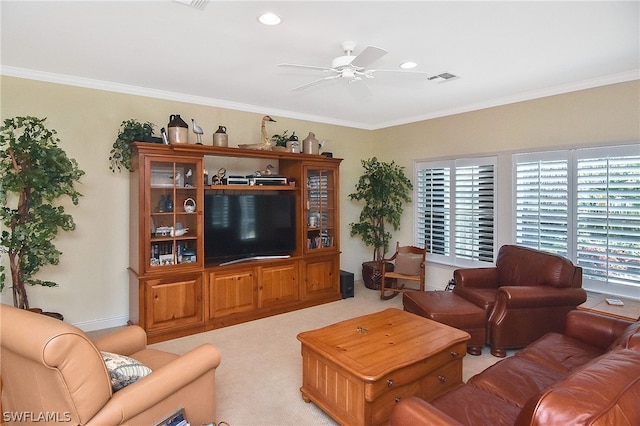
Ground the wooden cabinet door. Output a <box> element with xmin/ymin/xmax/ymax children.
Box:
<box><xmin>258</xmin><ymin>262</ymin><xmax>299</xmax><ymax>308</ymax></box>
<box><xmin>208</xmin><ymin>269</ymin><xmax>256</xmax><ymax>318</ymax></box>
<box><xmin>304</xmin><ymin>256</ymin><xmax>338</xmax><ymax>299</ymax></box>
<box><xmin>144</xmin><ymin>273</ymin><xmax>203</xmax><ymax>331</ymax></box>
<box><xmin>303</xmin><ymin>165</ymin><xmax>339</xmax><ymax>254</ymax></box>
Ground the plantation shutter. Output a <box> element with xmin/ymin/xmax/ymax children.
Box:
<box><xmin>454</xmin><ymin>162</ymin><xmax>495</xmax><ymax>262</ymax></box>
<box><xmin>515</xmin><ymin>155</ymin><xmax>569</xmax><ymax>257</ymax></box>
<box><xmin>416</xmin><ymin>166</ymin><xmax>450</xmax><ymax>255</ymax></box>
<box><xmin>576</xmin><ymin>149</ymin><xmax>640</xmax><ymax>288</ymax></box>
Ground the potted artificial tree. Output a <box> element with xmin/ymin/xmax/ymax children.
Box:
<box><xmin>349</xmin><ymin>157</ymin><xmax>413</xmax><ymax>289</ymax></box>
<box><xmin>0</xmin><ymin>116</ymin><xmax>85</xmax><ymax>313</ymax></box>
<box><xmin>109</xmin><ymin>119</ymin><xmax>155</xmax><ymax>172</ymax></box>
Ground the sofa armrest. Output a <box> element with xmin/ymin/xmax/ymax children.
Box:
<box><xmin>564</xmin><ymin>310</ymin><xmax>634</xmax><ymax>350</ymax></box>
<box><xmin>88</xmin><ymin>344</ymin><xmax>221</xmax><ymax>425</ymax></box>
<box><xmin>389</xmin><ymin>397</ymin><xmax>464</xmax><ymax>426</ymax></box>
<box><xmin>92</xmin><ymin>325</ymin><xmax>147</xmax><ymax>356</ymax></box>
<box><xmin>495</xmin><ymin>286</ymin><xmax>587</xmax><ymax>309</ymax></box>
<box><xmin>454</xmin><ymin>267</ymin><xmax>499</xmax><ymax>289</ymax></box>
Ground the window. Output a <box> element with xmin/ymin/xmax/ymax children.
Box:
<box><xmin>515</xmin><ymin>152</ymin><xmax>570</xmax><ymax>256</ymax></box>
<box><xmin>416</xmin><ymin>157</ymin><xmax>496</xmax><ymax>266</ymax></box>
<box><xmin>515</xmin><ymin>145</ymin><xmax>640</xmax><ymax>298</ymax></box>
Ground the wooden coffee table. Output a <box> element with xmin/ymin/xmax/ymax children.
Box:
<box><xmin>297</xmin><ymin>308</ymin><xmax>470</xmax><ymax>426</ymax></box>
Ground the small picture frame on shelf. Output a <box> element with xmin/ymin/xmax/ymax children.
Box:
<box><xmin>150</xmin><ymin>167</ymin><xmax>175</xmax><ymax>187</ymax></box>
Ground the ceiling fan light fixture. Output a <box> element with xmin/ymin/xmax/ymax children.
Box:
<box><xmin>400</xmin><ymin>61</ymin><xmax>417</xmax><ymax>69</ymax></box>
<box><xmin>258</xmin><ymin>12</ymin><xmax>282</xmax><ymax>26</ymax></box>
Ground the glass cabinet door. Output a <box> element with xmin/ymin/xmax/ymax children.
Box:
<box><xmin>147</xmin><ymin>158</ymin><xmax>201</xmax><ymax>271</ymax></box>
<box><xmin>305</xmin><ymin>167</ymin><xmax>336</xmax><ymax>252</ymax></box>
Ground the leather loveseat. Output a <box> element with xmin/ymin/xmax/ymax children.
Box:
<box><xmin>389</xmin><ymin>310</ymin><xmax>640</xmax><ymax>425</ymax></box>
<box><xmin>454</xmin><ymin>244</ymin><xmax>587</xmax><ymax>356</ymax></box>
<box><xmin>0</xmin><ymin>304</ymin><xmax>221</xmax><ymax>425</ymax></box>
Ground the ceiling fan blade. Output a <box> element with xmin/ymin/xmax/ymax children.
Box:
<box><xmin>371</xmin><ymin>69</ymin><xmax>431</xmax><ymax>76</ymax></box>
<box><xmin>278</xmin><ymin>63</ymin><xmax>334</xmax><ymax>72</ymax></box>
<box><xmin>291</xmin><ymin>75</ymin><xmax>340</xmax><ymax>91</ymax></box>
<box><xmin>350</xmin><ymin>46</ymin><xmax>387</xmax><ymax>68</ymax></box>
<box><xmin>348</xmin><ymin>80</ymin><xmax>374</xmax><ymax>101</ymax></box>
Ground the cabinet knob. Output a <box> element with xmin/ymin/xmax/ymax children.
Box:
<box><xmin>387</xmin><ymin>379</ymin><xmax>394</xmax><ymax>387</ymax></box>
<box><xmin>438</xmin><ymin>375</ymin><xmax>446</xmax><ymax>383</ymax></box>
<box><xmin>395</xmin><ymin>397</ymin><xmax>401</xmax><ymax>403</ymax></box>
<box><xmin>450</xmin><ymin>351</ymin><xmax>459</xmax><ymax>358</ymax></box>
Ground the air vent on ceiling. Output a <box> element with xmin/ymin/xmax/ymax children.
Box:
<box><xmin>428</xmin><ymin>73</ymin><xmax>459</xmax><ymax>82</ymax></box>
<box><xmin>174</xmin><ymin>0</ymin><xmax>207</xmax><ymax>10</ymax></box>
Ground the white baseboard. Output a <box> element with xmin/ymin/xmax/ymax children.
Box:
<box><xmin>73</xmin><ymin>315</ymin><xmax>130</xmax><ymax>332</ymax></box>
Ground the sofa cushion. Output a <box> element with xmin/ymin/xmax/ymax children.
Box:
<box><xmin>468</xmin><ymin>356</ymin><xmax>568</xmax><ymax>408</ymax></box>
<box><xmin>516</xmin><ymin>348</ymin><xmax>640</xmax><ymax>426</ymax></box>
<box><xmin>101</xmin><ymin>351</ymin><xmax>151</xmax><ymax>391</ymax></box>
<box><xmin>496</xmin><ymin>245</ymin><xmax>577</xmax><ymax>288</ymax></box>
<box><xmin>516</xmin><ymin>332</ymin><xmax>605</xmax><ymax>373</ymax></box>
<box><xmin>430</xmin><ymin>383</ymin><xmax>520</xmax><ymax>426</ymax></box>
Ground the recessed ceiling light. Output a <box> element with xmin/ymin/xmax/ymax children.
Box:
<box><xmin>258</xmin><ymin>12</ymin><xmax>282</xmax><ymax>26</ymax></box>
<box><xmin>400</xmin><ymin>62</ymin><xmax>417</xmax><ymax>70</ymax></box>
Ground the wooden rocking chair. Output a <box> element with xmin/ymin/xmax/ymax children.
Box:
<box><xmin>380</xmin><ymin>242</ymin><xmax>426</xmax><ymax>300</ymax></box>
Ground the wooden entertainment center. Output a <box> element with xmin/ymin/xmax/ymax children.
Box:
<box><xmin>128</xmin><ymin>143</ymin><xmax>342</xmax><ymax>343</ymax></box>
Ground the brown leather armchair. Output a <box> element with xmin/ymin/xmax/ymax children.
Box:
<box><xmin>453</xmin><ymin>245</ymin><xmax>587</xmax><ymax>357</ymax></box>
<box><xmin>1</xmin><ymin>304</ymin><xmax>221</xmax><ymax>425</ymax></box>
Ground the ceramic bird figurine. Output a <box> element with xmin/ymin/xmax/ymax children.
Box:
<box><xmin>192</xmin><ymin>119</ymin><xmax>204</xmax><ymax>144</ymax></box>
<box><xmin>239</xmin><ymin>115</ymin><xmax>277</xmax><ymax>150</ymax></box>
<box><xmin>261</xmin><ymin>115</ymin><xmax>276</xmax><ymax>148</ymax></box>
<box><xmin>256</xmin><ymin>164</ymin><xmax>274</xmax><ymax>176</ymax></box>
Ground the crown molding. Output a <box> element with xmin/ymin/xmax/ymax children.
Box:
<box><xmin>2</xmin><ymin>66</ymin><xmax>638</xmax><ymax>131</ymax></box>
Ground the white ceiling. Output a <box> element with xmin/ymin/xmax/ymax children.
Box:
<box><xmin>1</xmin><ymin>1</ymin><xmax>638</xmax><ymax>130</ymax></box>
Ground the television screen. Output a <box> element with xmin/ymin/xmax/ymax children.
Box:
<box><xmin>204</xmin><ymin>191</ymin><xmax>296</xmax><ymax>264</ymax></box>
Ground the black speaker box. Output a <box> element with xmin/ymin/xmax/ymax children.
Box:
<box><xmin>340</xmin><ymin>270</ymin><xmax>354</xmax><ymax>299</ymax></box>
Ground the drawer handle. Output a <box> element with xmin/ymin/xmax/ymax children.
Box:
<box><xmin>438</xmin><ymin>375</ymin><xmax>446</xmax><ymax>383</ymax></box>
<box><xmin>450</xmin><ymin>351</ymin><xmax>459</xmax><ymax>358</ymax></box>
<box><xmin>387</xmin><ymin>379</ymin><xmax>394</xmax><ymax>387</ymax></box>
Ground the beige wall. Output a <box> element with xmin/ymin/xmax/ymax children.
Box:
<box><xmin>1</xmin><ymin>76</ymin><xmax>638</xmax><ymax>328</ymax></box>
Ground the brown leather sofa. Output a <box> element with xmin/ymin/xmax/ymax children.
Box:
<box><xmin>454</xmin><ymin>244</ymin><xmax>587</xmax><ymax>356</ymax></box>
<box><xmin>0</xmin><ymin>304</ymin><xmax>221</xmax><ymax>425</ymax></box>
<box><xmin>390</xmin><ymin>310</ymin><xmax>640</xmax><ymax>425</ymax></box>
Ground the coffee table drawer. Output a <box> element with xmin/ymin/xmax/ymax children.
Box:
<box><xmin>421</xmin><ymin>358</ymin><xmax>462</xmax><ymax>401</ymax></box>
<box><xmin>370</xmin><ymin>381</ymin><xmax>420</xmax><ymax>426</ymax></box>
<box><xmin>364</xmin><ymin>341</ymin><xmax>466</xmax><ymax>401</ymax></box>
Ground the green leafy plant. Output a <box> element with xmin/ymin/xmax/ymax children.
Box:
<box><xmin>349</xmin><ymin>157</ymin><xmax>413</xmax><ymax>263</ymax></box>
<box><xmin>109</xmin><ymin>119</ymin><xmax>154</xmax><ymax>172</ymax></box>
<box><xmin>0</xmin><ymin>116</ymin><xmax>85</xmax><ymax>309</ymax></box>
<box><xmin>271</xmin><ymin>130</ymin><xmax>291</xmax><ymax>147</ymax></box>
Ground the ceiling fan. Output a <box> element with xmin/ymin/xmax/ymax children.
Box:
<box><xmin>279</xmin><ymin>41</ymin><xmax>441</xmax><ymax>91</ymax></box>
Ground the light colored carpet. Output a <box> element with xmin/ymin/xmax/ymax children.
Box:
<box><xmin>150</xmin><ymin>282</ymin><xmax>507</xmax><ymax>426</ymax></box>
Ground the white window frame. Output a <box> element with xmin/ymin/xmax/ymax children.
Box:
<box><xmin>415</xmin><ymin>156</ymin><xmax>497</xmax><ymax>268</ymax></box>
<box><xmin>513</xmin><ymin>144</ymin><xmax>640</xmax><ymax>299</ymax></box>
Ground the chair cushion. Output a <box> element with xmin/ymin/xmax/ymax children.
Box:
<box><xmin>101</xmin><ymin>351</ymin><xmax>151</xmax><ymax>391</ymax></box>
<box><xmin>394</xmin><ymin>253</ymin><xmax>422</xmax><ymax>276</ymax></box>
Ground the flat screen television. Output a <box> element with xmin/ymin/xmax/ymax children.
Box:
<box><xmin>204</xmin><ymin>191</ymin><xmax>296</xmax><ymax>265</ymax></box>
